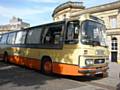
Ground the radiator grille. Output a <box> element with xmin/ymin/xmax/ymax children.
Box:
<box><xmin>94</xmin><ymin>59</ymin><xmax>105</xmax><ymax>64</ymax></box>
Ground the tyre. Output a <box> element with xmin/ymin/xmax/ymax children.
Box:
<box><xmin>41</xmin><ymin>58</ymin><xmax>52</xmax><ymax>75</ymax></box>
<box><xmin>3</xmin><ymin>53</ymin><xmax>9</xmax><ymax>63</ymax></box>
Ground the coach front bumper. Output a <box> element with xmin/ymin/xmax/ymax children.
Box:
<box><xmin>78</xmin><ymin>66</ymin><xmax>109</xmax><ymax>76</ymax></box>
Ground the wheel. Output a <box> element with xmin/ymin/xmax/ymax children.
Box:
<box><xmin>41</xmin><ymin>58</ymin><xmax>52</xmax><ymax>75</ymax></box>
<box><xmin>3</xmin><ymin>53</ymin><xmax>9</xmax><ymax>63</ymax></box>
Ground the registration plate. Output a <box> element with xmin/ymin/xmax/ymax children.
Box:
<box><xmin>96</xmin><ymin>69</ymin><xmax>102</xmax><ymax>74</ymax></box>
<box><xmin>96</xmin><ymin>71</ymin><xmax>102</xmax><ymax>74</ymax></box>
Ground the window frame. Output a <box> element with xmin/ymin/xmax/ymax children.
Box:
<box><xmin>109</xmin><ymin>15</ymin><xmax>117</xmax><ymax>29</ymax></box>
<box><xmin>111</xmin><ymin>37</ymin><xmax>117</xmax><ymax>50</ymax></box>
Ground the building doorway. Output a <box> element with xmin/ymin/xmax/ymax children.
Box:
<box><xmin>111</xmin><ymin>52</ymin><xmax>117</xmax><ymax>62</ymax></box>
<box><xmin>111</xmin><ymin>37</ymin><xmax>118</xmax><ymax>62</ymax></box>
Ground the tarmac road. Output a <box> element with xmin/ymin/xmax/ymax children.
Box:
<box><xmin>0</xmin><ymin>61</ymin><xmax>119</xmax><ymax>90</ymax></box>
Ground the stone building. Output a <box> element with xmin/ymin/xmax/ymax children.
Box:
<box><xmin>0</xmin><ymin>16</ymin><xmax>30</xmax><ymax>34</ymax></box>
<box><xmin>52</xmin><ymin>1</ymin><xmax>85</xmax><ymax>21</ymax></box>
<box><xmin>52</xmin><ymin>1</ymin><xmax>120</xmax><ymax>63</ymax></box>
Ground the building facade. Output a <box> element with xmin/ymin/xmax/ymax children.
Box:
<box><xmin>0</xmin><ymin>16</ymin><xmax>30</xmax><ymax>34</ymax></box>
<box><xmin>52</xmin><ymin>1</ymin><xmax>85</xmax><ymax>21</ymax></box>
<box><xmin>52</xmin><ymin>1</ymin><xmax>120</xmax><ymax>63</ymax></box>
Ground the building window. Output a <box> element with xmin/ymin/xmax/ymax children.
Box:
<box><xmin>109</xmin><ymin>15</ymin><xmax>117</xmax><ymax>28</ymax></box>
<box><xmin>111</xmin><ymin>37</ymin><xmax>117</xmax><ymax>50</ymax></box>
<box><xmin>63</xmin><ymin>14</ymin><xmax>66</xmax><ymax>20</ymax></box>
<box><xmin>56</xmin><ymin>17</ymin><xmax>59</xmax><ymax>20</ymax></box>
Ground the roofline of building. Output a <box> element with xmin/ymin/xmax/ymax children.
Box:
<box><xmin>52</xmin><ymin>1</ymin><xmax>85</xmax><ymax>17</ymax></box>
<box><xmin>87</xmin><ymin>1</ymin><xmax>120</xmax><ymax>10</ymax></box>
<box><xmin>71</xmin><ymin>1</ymin><xmax>120</xmax><ymax>17</ymax></box>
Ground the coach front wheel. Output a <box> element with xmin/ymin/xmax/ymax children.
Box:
<box><xmin>3</xmin><ymin>53</ymin><xmax>9</xmax><ymax>63</ymax></box>
<box><xmin>41</xmin><ymin>58</ymin><xmax>53</xmax><ymax>75</ymax></box>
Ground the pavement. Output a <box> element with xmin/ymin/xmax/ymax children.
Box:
<box><xmin>67</xmin><ymin>62</ymin><xmax>120</xmax><ymax>90</ymax></box>
<box><xmin>89</xmin><ymin>62</ymin><xmax>120</xmax><ymax>90</ymax></box>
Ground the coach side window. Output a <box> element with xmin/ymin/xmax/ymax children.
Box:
<box><xmin>0</xmin><ymin>34</ymin><xmax>8</xmax><ymax>44</ymax></box>
<box><xmin>0</xmin><ymin>35</ymin><xmax>1</xmax><ymax>42</ymax></box>
<box><xmin>7</xmin><ymin>32</ymin><xmax>16</xmax><ymax>44</ymax></box>
<box><xmin>65</xmin><ymin>21</ymin><xmax>79</xmax><ymax>44</ymax></box>
<box><xmin>26</xmin><ymin>28</ymin><xmax>43</xmax><ymax>44</ymax></box>
<box><xmin>44</xmin><ymin>25</ymin><xmax>62</xmax><ymax>45</ymax></box>
<box><xmin>15</xmin><ymin>31</ymin><xmax>27</xmax><ymax>44</ymax></box>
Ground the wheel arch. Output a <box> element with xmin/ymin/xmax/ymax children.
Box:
<box><xmin>40</xmin><ymin>55</ymin><xmax>53</xmax><ymax>75</ymax></box>
<box><xmin>41</xmin><ymin>55</ymin><xmax>53</xmax><ymax>62</ymax></box>
<box><xmin>4</xmin><ymin>51</ymin><xmax>8</xmax><ymax>56</ymax></box>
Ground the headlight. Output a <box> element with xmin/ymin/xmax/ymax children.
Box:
<box><xmin>85</xmin><ymin>59</ymin><xmax>94</xmax><ymax>65</ymax></box>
